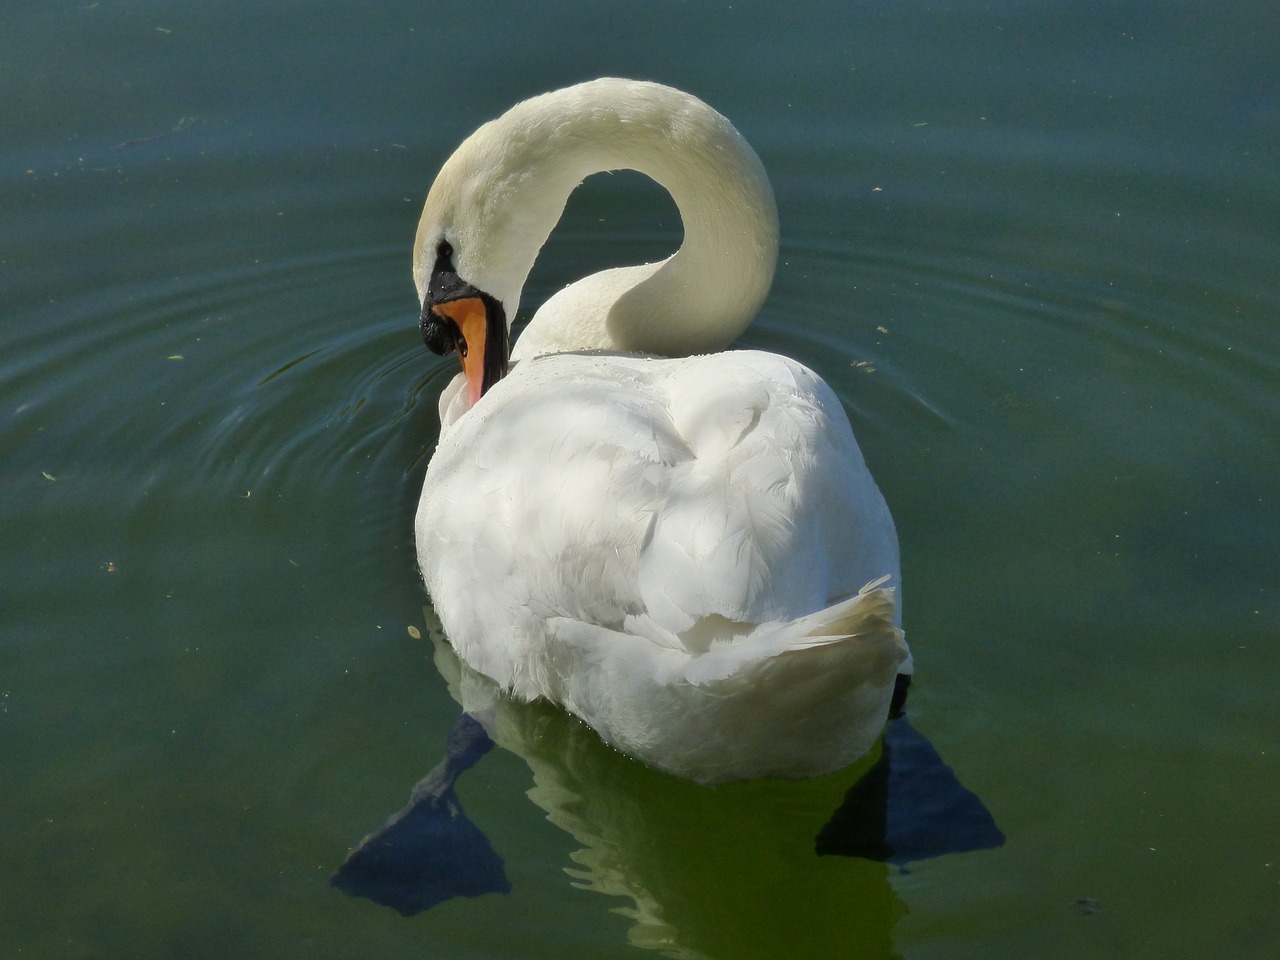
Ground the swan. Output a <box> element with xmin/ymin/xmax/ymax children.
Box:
<box><xmin>413</xmin><ymin>78</ymin><xmax>909</xmax><ymax>784</ymax></box>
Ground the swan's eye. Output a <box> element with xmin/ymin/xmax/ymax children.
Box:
<box><xmin>436</xmin><ymin>239</ymin><xmax>453</xmax><ymax>263</ymax></box>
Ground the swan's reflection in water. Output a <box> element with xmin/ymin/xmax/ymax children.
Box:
<box><xmin>334</xmin><ymin>627</ymin><xmax>1001</xmax><ymax>958</ymax></box>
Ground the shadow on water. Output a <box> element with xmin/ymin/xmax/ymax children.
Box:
<box><xmin>332</xmin><ymin>627</ymin><xmax>1003</xmax><ymax>956</ymax></box>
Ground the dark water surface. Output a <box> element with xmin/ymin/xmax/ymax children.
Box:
<box><xmin>3</xmin><ymin>2</ymin><xmax>1278</xmax><ymax>957</ymax></box>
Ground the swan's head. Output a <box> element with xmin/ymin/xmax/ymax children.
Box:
<box><xmin>414</xmin><ymin>104</ymin><xmax>574</xmax><ymax>409</ymax></box>
<box><xmin>414</xmin><ymin>148</ymin><xmax>515</xmax><ymax>411</ymax></box>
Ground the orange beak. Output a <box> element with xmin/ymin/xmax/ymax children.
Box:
<box><xmin>430</xmin><ymin>296</ymin><xmax>491</xmax><ymax>408</ymax></box>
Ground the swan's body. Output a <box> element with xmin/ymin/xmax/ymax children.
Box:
<box><xmin>414</xmin><ymin>79</ymin><xmax>908</xmax><ymax>783</ymax></box>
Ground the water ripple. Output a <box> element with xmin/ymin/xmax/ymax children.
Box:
<box><xmin>2</xmin><ymin>245</ymin><xmax>451</xmax><ymax>513</ymax></box>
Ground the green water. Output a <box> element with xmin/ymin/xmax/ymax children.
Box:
<box><xmin>3</xmin><ymin>1</ymin><xmax>1278</xmax><ymax>957</ymax></box>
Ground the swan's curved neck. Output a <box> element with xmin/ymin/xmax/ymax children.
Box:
<box><xmin>425</xmin><ymin>80</ymin><xmax>779</xmax><ymax>359</ymax></box>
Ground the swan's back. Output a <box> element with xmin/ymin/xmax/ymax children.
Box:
<box><xmin>417</xmin><ymin>349</ymin><xmax>903</xmax><ymax>780</ymax></box>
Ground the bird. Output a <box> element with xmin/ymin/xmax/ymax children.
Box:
<box><xmin>413</xmin><ymin>78</ymin><xmax>909</xmax><ymax>784</ymax></box>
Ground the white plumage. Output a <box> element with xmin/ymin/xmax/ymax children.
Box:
<box><xmin>414</xmin><ymin>79</ymin><xmax>909</xmax><ymax>783</ymax></box>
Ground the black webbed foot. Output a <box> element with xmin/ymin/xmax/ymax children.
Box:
<box><xmin>331</xmin><ymin>713</ymin><xmax>510</xmax><ymax>915</ymax></box>
<box><xmin>816</xmin><ymin>675</ymin><xmax>1005</xmax><ymax>866</ymax></box>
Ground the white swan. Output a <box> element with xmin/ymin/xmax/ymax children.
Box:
<box><xmin>414</xmin><ymin>78</ymin><xmax>909</xmax><ymax>784</ymax></box>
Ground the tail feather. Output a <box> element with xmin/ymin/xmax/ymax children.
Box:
<box><xmin>546</xmin><ymin>576</ymin><xmax>909</xmax><ymax>781</ymax></box>
<box><xmin>789</xmin><ymin>575</ymin><xmax>898</xmax><ymax>648</ymax></box>
<box><xmin>682</xmin><ymin>577</ymin><xmax>903</xmax><ymax>686</ymax></box>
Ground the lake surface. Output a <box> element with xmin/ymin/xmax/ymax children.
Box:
<box><xmin>3</xmin><ymin>1</ymin><xmax>1278</xmax><ymax>957</ymax></box>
